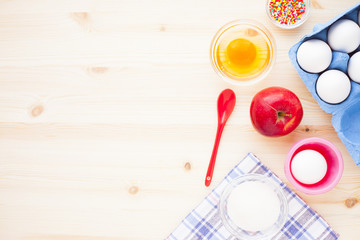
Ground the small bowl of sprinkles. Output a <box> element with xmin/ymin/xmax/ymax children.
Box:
<box><xmin>266</xmin><ymin>0</ymin><xmax>310</xmax><ymax>29</ymax></box>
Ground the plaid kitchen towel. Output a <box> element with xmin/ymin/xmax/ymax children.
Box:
<box><xmin>167</xmin><ymin>153</ymin><xmax>339</xmax><ymax>240</ymax></box>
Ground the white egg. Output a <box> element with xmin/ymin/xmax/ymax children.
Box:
<box><xmin>348</xmin><ymin>51</ymin><xmax>360</xmax><ymax>83</ymax></box>
<box><xmin>316</xmin><ymin>69</ymin><xmax>351</xmax><ymax>104</ymax></box>
<box><xmin>291</xmin><ymin>150</ymin><xmax>327</xmax><ymax>185</ymax></box>
<box><xmin>327</xmin><ymin>19</ymin><xmax>360</xmax><ymax>53</ymax></box>
<box><xmin>296</xmin><ymin>39</ymin><xmax>332</xmax><ymax>73</ymax></box>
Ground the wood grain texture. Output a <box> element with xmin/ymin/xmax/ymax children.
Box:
<box><xmin>0</xmin><ymin>0</ymin><xmax>359</xmax><ymax>239</ymax></box>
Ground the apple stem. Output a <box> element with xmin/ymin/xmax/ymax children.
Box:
<box><xmin>277</xmin><ymin>111</ymin><xmax>292</xmax><ymax>118</ymax></box>
<box><xmin>266</xmin><ymin>104</ymin><xmax>292</xmax><ymax>120</ymax></box>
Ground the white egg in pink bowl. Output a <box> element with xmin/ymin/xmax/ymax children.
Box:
<box><xmin>284</xmin><ymin>137</ymin><xmax>343</xmax><ymax>195</ymax></box>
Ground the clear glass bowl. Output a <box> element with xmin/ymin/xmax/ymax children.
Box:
<box><xmin>266</xmin><ymin>0</ymin><xmax>311</xmax><ymax>29</ymax></box>
<box><xmin>210</xmin><ymin>20</ymin><xmax>276</xmax><ymax>86</ymax></box>
<box><xmin>219</xmin><ymin>174</ymin><xmax>288</xmax><ymax>239</ymax></box>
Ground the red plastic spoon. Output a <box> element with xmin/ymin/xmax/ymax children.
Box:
<box><xmin>205</xmin><ymin>89</ymin><xmax>236</xmax><ymax>187</ymax></box>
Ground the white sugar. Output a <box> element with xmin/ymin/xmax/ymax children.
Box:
<box><xmin>227</xmin><ymin>181</ymin><xmax>281</xmax><ymax>232</ymax></box>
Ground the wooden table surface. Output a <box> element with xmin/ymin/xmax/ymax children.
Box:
<box><xmin>1</xmin><ymin>0</ymin><xmax>360</xmax><ymax>239</ymax></box>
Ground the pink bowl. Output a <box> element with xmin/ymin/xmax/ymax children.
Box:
<box><xmin>284</xmin><ymin>137</ymin><xmax>343</xmax><ymax>195</ymax></box>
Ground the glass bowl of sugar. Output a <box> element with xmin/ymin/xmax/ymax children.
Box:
<box><xmin>220</xmin><ymin>174</ymin><xmax>288</xmax><ymax>239</ymax></box>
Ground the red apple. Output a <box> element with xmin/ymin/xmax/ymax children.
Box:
<box><xmin>250</xmin><ymin>87</ymin><xmax>303</xmax><ymax>137</ymax></box>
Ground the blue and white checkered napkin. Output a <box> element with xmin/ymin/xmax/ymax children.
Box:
<box><xmin>167</xmin><ymin>153</ymin><xmax>339</xmax><ymax>240</ymax></box>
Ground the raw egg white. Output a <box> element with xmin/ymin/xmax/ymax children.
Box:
<box><xmin>291</xmin><ymin>150</ymin><xmax>327</xmax><ymax>185</ymax></box>
<box><xmin>296</xmin><ymin>39</ymin><xmax>332</xmax><ymax>73</ymax></box>
<box><xmin>348</xmin><ymin>51</ymin><xmax>360</xmax><ymax>83</ymax></box>
<box><xmin>327</xmin><ymin>19</ymin><xmax>360</xmax><ymax>53</ymax></box>
<box><xmin>316</xmin><ymin>70</ymin><xmax>351</xmax><ymax>104</ymax></box>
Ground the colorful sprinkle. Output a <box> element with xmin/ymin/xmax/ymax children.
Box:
<box><xmin>269</xmin><ymin>0</ymin><xmax>306</xmax><ymax>25</ymax></box>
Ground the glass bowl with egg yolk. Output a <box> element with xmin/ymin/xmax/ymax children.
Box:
<box><xmin>210</xmin><ymin>20</ymin><xmax>276</xmax><ymax>85</ymax></box>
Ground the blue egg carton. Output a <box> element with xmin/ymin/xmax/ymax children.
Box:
<box><xmin>288</xmin><ymin>2</ymin><xmax>360</xmax><ymax>167</ymax></box>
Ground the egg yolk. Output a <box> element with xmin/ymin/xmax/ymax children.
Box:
<box><xmin>226</xmin><ymin>38</ymin><xmax>256</xmax><ymax>66</ymax></box>
<box><xmin>216</xmin><ymin>30</ymin><xmax>271</xmax><ymax>80</ymax></box>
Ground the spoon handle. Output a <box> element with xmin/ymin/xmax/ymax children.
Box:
<box><xmin>205</xmin><ymin>124</ymin><xmax>225</xmax><ymax>187</ymax></box>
